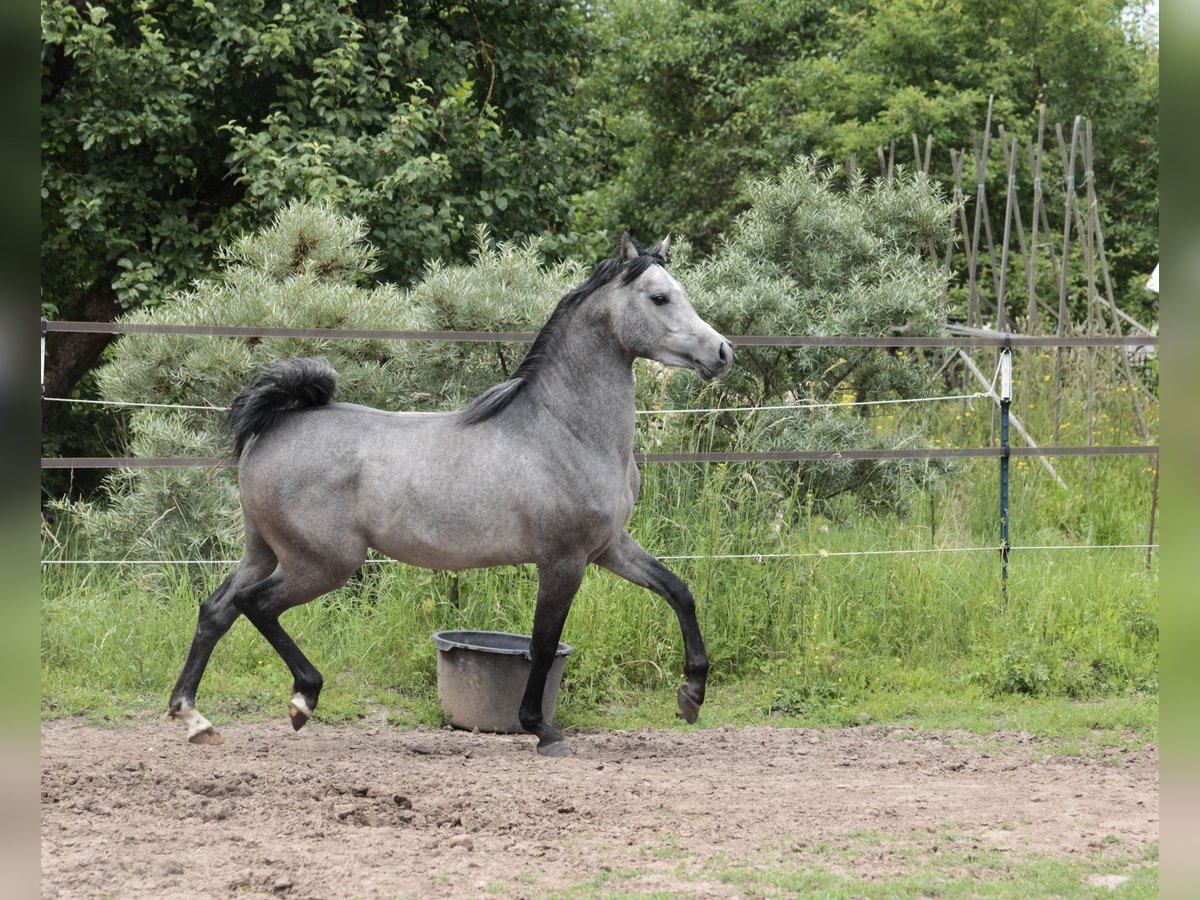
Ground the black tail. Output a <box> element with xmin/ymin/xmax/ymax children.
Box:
<box><xmin>229</xmin><ymin>357</ymin><xmax>339</xmax><ymax>456</ymax></box>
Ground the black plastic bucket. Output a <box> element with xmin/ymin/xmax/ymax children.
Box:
<box><xmin>431</xmin><ymin>630</ymin><xmax>573</xmax><ymax>733</ymax></box>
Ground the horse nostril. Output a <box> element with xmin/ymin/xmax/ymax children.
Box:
<box><xmin>718</xmin><ymin>341</ymin><xmax>731</xmax><ymax>364</ymax></box>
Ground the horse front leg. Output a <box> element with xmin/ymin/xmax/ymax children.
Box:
<box><xmin>595</xmin><ymin>531</ymin><xmax>709</xmax><ymax>724</ymax></box>
<box><xmin>520</xmin><ymin>557</ymin><xmax>586</xmax><ymax>757</ymax></box>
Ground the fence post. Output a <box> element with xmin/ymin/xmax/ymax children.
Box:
<box><xmin>999</xmin><ymin>344</ymin><xmax>1013</xmax><ymax>594</ymax></box>
<box><xmin>41</xmin><ymin>315</ymin><xmax>48</xmax><ymax>399</ymax></box>
<box><xmin>1146</xmin><ymin>454</ymin><xmax>1160</xmax><ymax>569</ymax></box>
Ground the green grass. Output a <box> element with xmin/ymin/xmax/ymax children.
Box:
<box><xmin>563</xmin><ymin>680</ymin><xmax>1156</xmax><ymax>749</ymax></box>
<box><xmin>41</xmin><ymin>363</ymin><xmax>1158</xmax><ymax>744</ymax></box>
<box><xmin>540</xmin><ymin>834</ymin><xmax>1159</xmax><ymax>899</ymax></box>
<box><xmin>547</xmin><ymin>830</ymin><xmax>1159</xmax><ymax>899</ymax></box>
<box><xmin>39</xmin><ymin>501</ymin><xmax>1158</xmax><ymax>745</ymax></box>
<box><xmin>694</xmin><ymin>849</ymin><xmax>1158</xmax><ymax>899</ymax></box>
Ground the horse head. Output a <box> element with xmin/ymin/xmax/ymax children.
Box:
<box><xmin>608</xmin><ymin>232</ymin><xmax>733</xmax><ymax>380</ymax></box>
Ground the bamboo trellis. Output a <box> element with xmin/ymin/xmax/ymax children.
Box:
<box><xmin>868</xmin><ymin>99</ymin><xmax>1154</xmax><ymax>441</ymax></box>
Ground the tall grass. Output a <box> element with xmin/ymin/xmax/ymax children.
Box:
<box><xmin>41</xmin><ymin>351</ymin><xmax>1158</xmax><ymax>727</ymax></box>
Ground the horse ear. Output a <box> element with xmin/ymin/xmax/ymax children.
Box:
<box><xmin>648</xmin><ymin>234</ymin><xmax>671</xmax><ymax>262</ymax></box>
<box><xmin>619</xmin><ymin>231</ymin><xmax>639</xmax><ymax>262</ymax></box>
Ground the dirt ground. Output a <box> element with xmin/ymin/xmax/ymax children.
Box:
<box><xmin>41</xmin><ymin>717</ymin><xmax>1157</xmax><ymax>898</ymax></box>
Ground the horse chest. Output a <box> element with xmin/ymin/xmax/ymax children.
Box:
<box><xmin>552</xmin><ymin>455</ymin><xmax>637</xmax><ymax>534</ymax></box>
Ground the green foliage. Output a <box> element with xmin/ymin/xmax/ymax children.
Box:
<box><xmin>39</xmin><ymin>4</ymin><xmax>1157</xmax><ymax>733</ymax></box>
<box><xmin>576</xmin><ymin>0</ymin><xmax>1158</xmax><ymax>318</ymax></box>
<box><xmin>43</xmin><ymin>192</ymin><xmax>1157</xmax><ymax>721</ymax></box>
<box><xmin>659</xmin><ymin>159</ymin><xmax>957</xmax><ymax>513</ymax></box>
<box><xmin>41</xmin><ymin>458</ymin><xmax>1159</xmax><ymax>722</ymax></box>
<box><xmin>41</xmin><ymin>0</ymin><xmax>1158</xmax><ymax>491</ymax></box>
<box><xmin>41</xmin><ymin>0</ymin><xmax>588</xmax><ymax>317</ymax></box>
<box><xmin>42</xmin><ymin>250</ymin><xmax>1159</xmax><ymax>716</ymax></box>
<box><xmin>41</xmin><ymin>0</ymin><xmax>592</xmax><ymax>496</ymax></box>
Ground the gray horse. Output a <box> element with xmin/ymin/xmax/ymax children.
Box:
<box><xmin>168</xmin><ymin>233</ymin><xmax>733</xmax><ymax>756</ymax></box>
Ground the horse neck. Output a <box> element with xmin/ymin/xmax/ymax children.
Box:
<box><xmin>526</xmin><ymin>311</ymin><xmax>636</xmax><ymax>455</ymax></box>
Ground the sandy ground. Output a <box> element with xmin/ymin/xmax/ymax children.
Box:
<box><xmin>41</xmin><ymin>717</ymin><xmax>1157</xmax><ymax>898</ymax></box>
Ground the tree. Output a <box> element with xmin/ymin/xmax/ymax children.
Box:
<box><xmin>41</xmin><ymin>0</ymin><xmax>590</xmax><ymax>480</ymax></box>
<box><xmin>659</xmin><ymin>158</ymin><xmax>957</xmax><ymax>512</ymax></box>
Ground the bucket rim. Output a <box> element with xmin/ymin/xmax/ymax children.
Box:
<box><xmin>431</xmin><ymin>629</ymin><xmax>573</xmax><ymax>658</ymax></box>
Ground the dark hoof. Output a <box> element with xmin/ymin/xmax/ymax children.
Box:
<box><xmin>188</xmin><ymin>727</ymin><xmax>223</xmax><ymax>746</ymax></box>
<box><xmin>537</xmin><ymin>740</ymin><xmax>571</xmax><ymax>758</ymax></box>
<box><xmin>676</xmin><ymin>685</ymin><xmax>702</xmax><ymax>724</ymax></box>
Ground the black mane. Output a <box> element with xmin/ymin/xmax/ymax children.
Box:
<box><xmin>459</xmin><ymin>244</ymin><xmax>666</xmax><ymax>426</ymax></box>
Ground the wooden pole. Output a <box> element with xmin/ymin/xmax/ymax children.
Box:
<box><xmin>966</xmin><ymin>98</ymin><xmax>996</xmax><ymax>327</ymax></box>
<box><xmin>1015</xmin><ymin>143</ymin><xmax>1061</xmax><ymax>327</ymax></box>
<box><xmin>1028</xmin><ymin>140</ymin><xmax>1062</xmax><ymax>306</ymax></box>
<box><xmin>996</xmin><ymin>125</ymin><xmax>1042</xmax><ymax>333</ymax></box>
<box><xmin>1053</xmin><ymin>117</ymin><xmax>1081</xmax><ymax>442</ymax></box>
<box><xmin>996</xmin><ymin>136</ymin><xmax>1018</xmax><ymax>334</ymax></box>
<box><xmin>970</xmin><ymin>115</ymin><xmax>1002</xmax><ymax>315</ymax></box>
<box><xmin>1080</xmin><ymin>120</ymin><xmax>1150</xmax><ymax>439</ymax></box>
<box><xmin>1025</xmin><ymin>106</ymin><xmax>1047</xmax><ymax>332</ymax></box>
<box><xmin>1084</xmin><ymin>124</ymin><xmax>1100</xmax><ymax>480</ymax></box>
<box><xmin>1055</xmin><ymin>120</ymin><xmax>1150</xmax><ymax>443</ymax></box>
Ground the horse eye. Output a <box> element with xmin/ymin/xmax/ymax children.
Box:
<box><xmin>650</xmin><ymin>293</ymin><xmax>670</xmax><ymax>306</ymax></box>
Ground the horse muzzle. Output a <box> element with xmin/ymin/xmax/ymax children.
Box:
<box><xmin>693</xmin><ymin>340</ymin><xmax>733</xmax><ymax>380</ymax></box>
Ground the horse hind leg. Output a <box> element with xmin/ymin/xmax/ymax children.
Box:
<box><xmin>168</xmin><ymin>570</ymin><xmax>242</xmax><ymax>745</ymax></box>
<box><xmin>170</xmin><ymin>526</ymin><xmax>280</xmax><ymax>744</ymax></box>
<box><xmin>231</xmin><ymin>558</ymin><xmax>360</xmax><ymax>732</ymax></box>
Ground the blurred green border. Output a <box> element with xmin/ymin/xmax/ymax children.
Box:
<box><xmin>1159</xmin><ymin>1</ymin><xmax>1194</xmax><ymax>896</ymax></box>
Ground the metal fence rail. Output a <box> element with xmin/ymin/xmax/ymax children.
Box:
<box><xmin>42</xmin><ymin>319</ymin><xmax>1159</xmax><ymax>348</ymax></box>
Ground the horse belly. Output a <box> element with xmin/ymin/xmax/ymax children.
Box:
<box><xmin>368</xmin><ymin>509</ymin><xmax>535</xmax><ymax>571</ymax></box>
<box><xmin>363</xmin><ymin>468</ymin><xmax>625</xmax><ymax>571</ymax></box>
<box><xmin>360</xmin><ymin>461</ymin><xmax>543</xmax><ymax>570</ymax></box>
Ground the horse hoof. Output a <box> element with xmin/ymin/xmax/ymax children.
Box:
<box><xmin>188</xmin><ymin>727</ymin><xmax>223</xmax><ymax>746</ymax></box>
<box><xmin>537</xmin><ymin>740</ymin><xmax>571</xmax><ymax>758</ymax></box>
<box><xmin>288</xmin><ymin>695</ymin><xmax>312</xmax><ymax>731</ymax></box>
<box><xmin>676</xmin><ymin>686</ymin><xmax>701</xmax><ymax>724</ymax></box>
<box><xmin>288</xmin><ymin>705</ymin><xmax>310</xmax><ymax>731</ymax></box>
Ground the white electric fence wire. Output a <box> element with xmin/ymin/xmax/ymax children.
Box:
<box><xmin>990</xmin><ymin>354</ymin><xmax>1004</xmax><ymax>393</ymax></box>
<box><xmin>45</xmin><ymin>390</ymin><xmax>996</xmax><ymax>416</ymax></box>
<box><xmin>40</xmin><ymin>544</ymin><xmax>1158</xmax><ymax>566</ymax></box>
<box><xmin>42</xmin><ymin>397</ymin><xmax>231</xmax><ymax>412</ymax></box>
<box><xmin>636</xmin><ymin>392</ymin><xmax>990</xmax><ymax>416</ymax></box>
